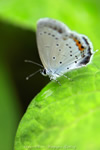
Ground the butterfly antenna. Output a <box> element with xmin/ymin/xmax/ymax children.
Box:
<box><xmin>24</xmin><ymin>60</ymin><xmax>43</xmax><ymax>68</ymax></box>
<box><xmin>26</xmin><ymin>69</ymin><xmax>41</xmax><ymax>80</ymax></box>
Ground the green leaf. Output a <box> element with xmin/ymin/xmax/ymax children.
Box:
<box><xmin>0</xmin><ymin>0</ymin><xmax>100</xmax><ymax>37</ymax></box>
<box><xmin>0</xmin><ymin>0</ymin><xmax>99</xmax><ymax>57</ymax></box>
<box><xmin>14</xmin><ymin>52</ymin><xmax>100</xmax><ymax>150</ymax></box>
<box><xmin>1</xmin><ymin>0</ymin><xmax>99</xmax><ymax>149</ymax></box>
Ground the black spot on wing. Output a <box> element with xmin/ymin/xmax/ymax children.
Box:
<box><xmin>53</xmin><ymin>56</ymin><xmax>56</xmax><ymax>59</ymax></box>
<box><xmin>43</xmin><ymin>20</ymin><xmax>64</xmax><ymax>34</ymax></box>
<box><xmin>75</xmin><ymin>56</ymin><xmax>78</xmax><ymax>59</ymax></box>
<box><xmin>52</xmin><ymin>34</ymin><xmax>55</xmax><ymax>37</ymax></box>
<box><xmin>56</xmin><ymin>44</ymin><xmax>59</xmax><ymax>46</ymax></box>
<box><xmin>66</xmin><ymin>44</ymin><xmax>68</xmax><ymax>46</ymax></box>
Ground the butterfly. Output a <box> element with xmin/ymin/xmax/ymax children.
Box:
<box><xmin>36</xmin><ymin>18</ymin><xmax>93</xmax><ymax>81</ymax></box>
<box><xmin>25</xmin><ymin>18</ymin><xmax>94</xmax><ymax>84</ymax></box>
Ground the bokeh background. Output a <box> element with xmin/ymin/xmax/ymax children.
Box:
<box><xmin>0</xmin><ymin>0</ymin><xmax>99</xmax><ymax>150</ymax></box>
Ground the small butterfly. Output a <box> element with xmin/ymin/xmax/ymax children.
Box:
<box><xmin>25</xmin><ymin>18</ymin><xmax>94</xmax><ymax>84</ymax></box>
<box><xmin>37</xmin><ymin>18</ymin><xmax>93</xmax><ymax>79</ymax></box>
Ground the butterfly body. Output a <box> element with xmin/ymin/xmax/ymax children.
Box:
<box><xmin>41</xmin><ymin>68</ymin><xmax>60</xmax><ymax>80</ymax></box>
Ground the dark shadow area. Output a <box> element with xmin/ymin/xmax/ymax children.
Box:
<box><xmin>0</xmin><ymin>21</ymin><xmax>49</xmax><ymax>113</ymax></box>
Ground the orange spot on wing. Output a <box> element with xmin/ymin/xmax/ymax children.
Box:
<box><xmin>74</xmin><ymin>38</ymin><xmax>84</xmax><ymax>51</ymax></box>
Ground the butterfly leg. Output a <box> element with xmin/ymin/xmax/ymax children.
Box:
<box><xmin>52</xmin><ymin>79</ymin><xmax>61</xmax><ymax>86</ymax></box>
<box><xmin>56</xmin><ymin>72</ymin><xmax>72</xmax><ymax>81</ymax></box>
<box><xmin>55</xmin><ymin>79</ymin><xmax>61</xmax><ymax>86</ymax></box>
<box><xmin>62</xmin><ymin>74</ymin><xmax>72</xmax><ymax>81</ymax></box>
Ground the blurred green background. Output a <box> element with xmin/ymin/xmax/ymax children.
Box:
<box><xmin>0</xmin><ymin>0</ymin><xmax>100</xmax><ymax>150</ymax></box>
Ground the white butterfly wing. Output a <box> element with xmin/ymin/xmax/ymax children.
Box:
<box><xmin>53</xmin><ymin>33</ymin><xmax>93</xmax><ymax>75</ymax></box>
<box><xmin>36</xmin><ymin>18</ymin><xmax>70</xmax><ymax>70</ymax></box>
<box><xmin>36</xmin><ymin>18</ymin><xmax>93</xmax><ymax>76</ymax></box>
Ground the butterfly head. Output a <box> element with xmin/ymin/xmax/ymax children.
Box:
<box><xmin>41</xmin><ymin>68</ymin><xmax>47</xmax><ymax>76</ymax></box>
<box><xmin>41</xmin><ymin>68</ymin><xmax>60</xmax><ymax>80</ymax></box>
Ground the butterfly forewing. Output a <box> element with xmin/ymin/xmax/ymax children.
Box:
<box><xmin>36</xmin><ymin>18</ymin><xmax>70</xmax><ymax>70</ymax></box>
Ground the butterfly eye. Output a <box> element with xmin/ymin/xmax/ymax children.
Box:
<box><xmin>43</xmin><ymin>68</ymin><xmax>46</xmax><ymax>74</ymax></box>
<box><xmin>41</xmin><ymin>68</ymin><xmax>47</xmax><ymax>76</ymax></box>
